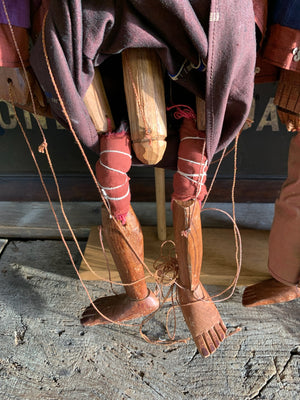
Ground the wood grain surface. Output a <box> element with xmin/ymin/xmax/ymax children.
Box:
<box><xmin>83</xmin><ymin>68</ymin><xmax>115</xmax><ymax>132</ymax></box>
<box><xmin>79</xmin><ymin>226</ymin><xmax>271</xmax><ymax>286</ymax></box>
<box><xmin>122</xmin><ymin>48</ymin><xmax>167</xmax><ymax>164</ymax></box>
<box><xmin>0</xmin><ymin>240</ymin><xmax>299</xmax><ymax>399</ymax></box>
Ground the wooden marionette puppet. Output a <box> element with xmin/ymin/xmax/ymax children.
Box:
<box><xmin>243</xmin><ymin>0</ymin><xmax>300</xmax><ymax>306</ymax></box>
<box><xmin>80</xmin><ymin>51</ymin><xmax>227</xmax><ymax>357</ymax></box>
<box><xmin>0</xmin><ymin>0</ymin><xmax>226</xmax><ymax>357</ymax></box>
<box><xmin>11</xmin><ymin>1</ymin><xmax>256</xmax><ymax>357</ymax></box>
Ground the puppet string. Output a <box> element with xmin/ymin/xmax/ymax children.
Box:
<box><xmin>3</xmin><ymin>4</ymin><xmax>157</xmax><ymax>329</ymax></box>
<box><xmin>199</xmin><ymin>208</ymin><xmax>242</xmax><ymax>302</ymax></box>
<box><xmin>40</xmin><ymin>13</ymin><xmax>162</xmax><ymax>284</ymax></box>
<box><xmin>98</xmin><ymin>225</ymin><xmax>117</xmax><ymax>296</ymax></box>
<box><xmin>2</xmin><ymin>1</ymin><xmax>175</xmax><ymax>342</ymax></box>
<box><xmin>168</xmin><ymin>104</ymin><xmax>242</xmax><ymax>302</ymax></box>
<box><xmin>200</xmin><ymin>132</ymin><xmax>242</xmax><ymax>302</ymax></box>
<box><xmin>5</xmin><ymin>2</ymin><xmax>241</xmax><ymax>341</ymax></box>
<box><xmin>139</xmin><ymin>241</ymin><xmax>190</xmax><ymax>345</ymax></box>
<box><xmin>139</xmin><ymin>269</ymin><xmax>190</xmax><ymax>345</ymax></box>
<box><xmin>194</xmin><ymin>132</ymin><xmax>242</xmax><ymax>302</ymax></box>
<box><xmin>5</xmin><ymin>5</ymin><xmax>183</xmax><ymax>336</ymax></box>
<box><xmin>7</xmin><ymin>89</ymin><xmax>145</xmax><ymax>327</ymax></box>
<box><xmin>210</xmin><ymin>119</ymin><xmax>252</xmax><ymax>165</ymax></box>
<box><xmin>202</xmin><ymin>147</ymin><xmax>227</xmax><ymax>208</ymax></box>
<box><xmin>1</xmin><ymin>0</ymin><xmax>48</xmax><ymax>146</ymax></box>
<box><xmin>166</xmin><ymin>104</ymin><xmax>196</xmax><ymax>120</ymax></box>
<box><xmin>41</xmin><ymin>11</ymin><xmax>190</xmax><ymax>336</ymax></box>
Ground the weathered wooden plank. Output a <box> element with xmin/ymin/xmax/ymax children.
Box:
<box><xmin>0</xmin><ymin>238</ymin><xmax>7</xmax><ymax>255</ymax></box>
<box><xmin>0</xmin><ymin>201</ymin><xmax>275</xmax><ymax>239</ymax></box>
<box><xmin>0</xmin><ymin>201</ymin><xmax>102</xmax><ymax>239</ymax></box>
<box><xmin>0</xmin><ymin>240</ymin><xmax>298</xmax><ymax>400</ymax></box>
<box><xmin>79</xmin><ymin>226</ymin><xmax>271</xmax><ymax>286</ymax></box>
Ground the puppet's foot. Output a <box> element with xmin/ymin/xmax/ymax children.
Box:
<box><xmin>242</xmin><ymin>278</ymin><xmax>300</xmax><ymax>307</ymax></box>
<box><xmin>178</xmin><ymin>282</ymin><xmax>227</xmax><ymax>358</ymax></box>
<box><xmin>80</xmin><ymin>290</ymin><xmax>159</xmax><ymax>326</ymax></box>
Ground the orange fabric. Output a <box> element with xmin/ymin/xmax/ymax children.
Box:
<box><xmin>0</xmin><ymin>23</ymin><xmax>29</xmax><ymax>67</ymax></box>
<box><xmin>263</xmin><ymin>24</ymin><xmax>300</xmax><ymax>73</ymax></box>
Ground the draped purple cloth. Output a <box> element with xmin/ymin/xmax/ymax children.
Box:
<box><xmin>30</xmin><ymin>0</ymin><xmax>256</xmax><ymax>164</ymax></box>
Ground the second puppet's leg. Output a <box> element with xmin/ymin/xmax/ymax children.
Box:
<box><xmin>81</xmin><ymin>130</ymin><xmax>159</xmax><ymax>326</ymax></box>
<box><xmin>172</xmin><ymin>117</ymin><xmax>227</xmax><ymax>357</ymax></box>
<box><xmin>243</xmin><ymin>131</ymin><xmax>300</xmax><ymax>307</ymax></box>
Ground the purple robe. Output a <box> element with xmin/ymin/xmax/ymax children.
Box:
<box><xmin>30</xmin><ymin>0</ymin><xmax>256</xmax><ymax>164</ymax></box>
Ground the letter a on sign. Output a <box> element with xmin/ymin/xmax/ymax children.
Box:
<box><xmin>257</xmin><ymin>97</ymin><xmax>279</xmax><ymax>132</ymax></box>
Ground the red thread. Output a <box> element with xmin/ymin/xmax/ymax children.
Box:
<box><xmin>116</xmin><ymin>213</ymin><xmax>127</xmax><ymax>225</ymax></box>
<box><xmin>167</xmin><ymin>104</ymin><xmax>196</xmax><ymax>120</ymax></box>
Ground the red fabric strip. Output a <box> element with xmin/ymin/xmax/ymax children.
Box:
<box><xmin>0</xmin><ymin>23</ymin><xmax>29</xmax><ymax>67</ymax></box>
<box><xmin>96</xmin><ymin>131</ymin><xmax>131</xmax><ymax>224</ymax></box>
<box><xmin>263</xmin><ymin>24</ymin><xmax>300</xmax><ymax>73</ymax></box>
<box><xmin>172</xmin><ymin>118</ymin><xmax>207</xmax><ymax>203</ymax></box>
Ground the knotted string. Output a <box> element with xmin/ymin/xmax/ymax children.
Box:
<box><xmin>167</xmin><ymin>104</ymin><xmax>196</xmax><ymax>120</ymax></box>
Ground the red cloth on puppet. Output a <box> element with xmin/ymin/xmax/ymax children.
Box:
<box><xmin>96</xmin><ymin>127</ymin><xmax>131</xmax><ymax>224</ymax></box>
<box><xmin>0</xmin><ymin>0</ymin><xmax>49</xmax><ymax>67</ymax></box>
<box><xmin>172</xmin><ymin>117</ymin><xmax>207</xmax><ymax>203</ymax></box>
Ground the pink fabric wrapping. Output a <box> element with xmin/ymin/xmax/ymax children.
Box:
<box><xmin>96</xmin><ymin>130</ymin><xmax>131</xmax><ymax>224</ymax></box>
<box><xmin>172</xmin><ymin>117</ymin><xmax>207</xmax><ymax>203</ymax></box>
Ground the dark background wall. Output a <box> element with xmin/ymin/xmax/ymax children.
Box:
<box><xmin>0</xmin><ymin>82</ymin><xmax>291</xmax><ymax>202</ymax></box>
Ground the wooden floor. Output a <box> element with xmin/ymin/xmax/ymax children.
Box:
<box><xmin>79</xmin><ymin>226</ymin><xmax>271</xmax><ymax>286</ymax></box>
<box><xmin>0</xmin><ymin>201</ymin><xmax>275</xmax><ymax>239</ymax></box>
<box><xmin>1</xmin><ymin>238</ymin><xmax>298</xmax><ymax>400</ymax></box>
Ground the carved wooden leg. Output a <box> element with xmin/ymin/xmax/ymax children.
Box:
<box><xmin>243</xmin><ymin>132</ymin><xmax>300</xmax><ymax>307</ymax></box>
<box><xmin>81</xmin><ymin>206</ymin><xmax>159</xmax><ymax>326</ymax></box>
<box><xmin>173</xmin><ymin>199</ymin><xmax>227</xmax><ymax>357</ymax></box>
<box><xmin>122</xmin><ymin>48</ymin><xmax>167</xmax><ymax>165</ymax></box>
